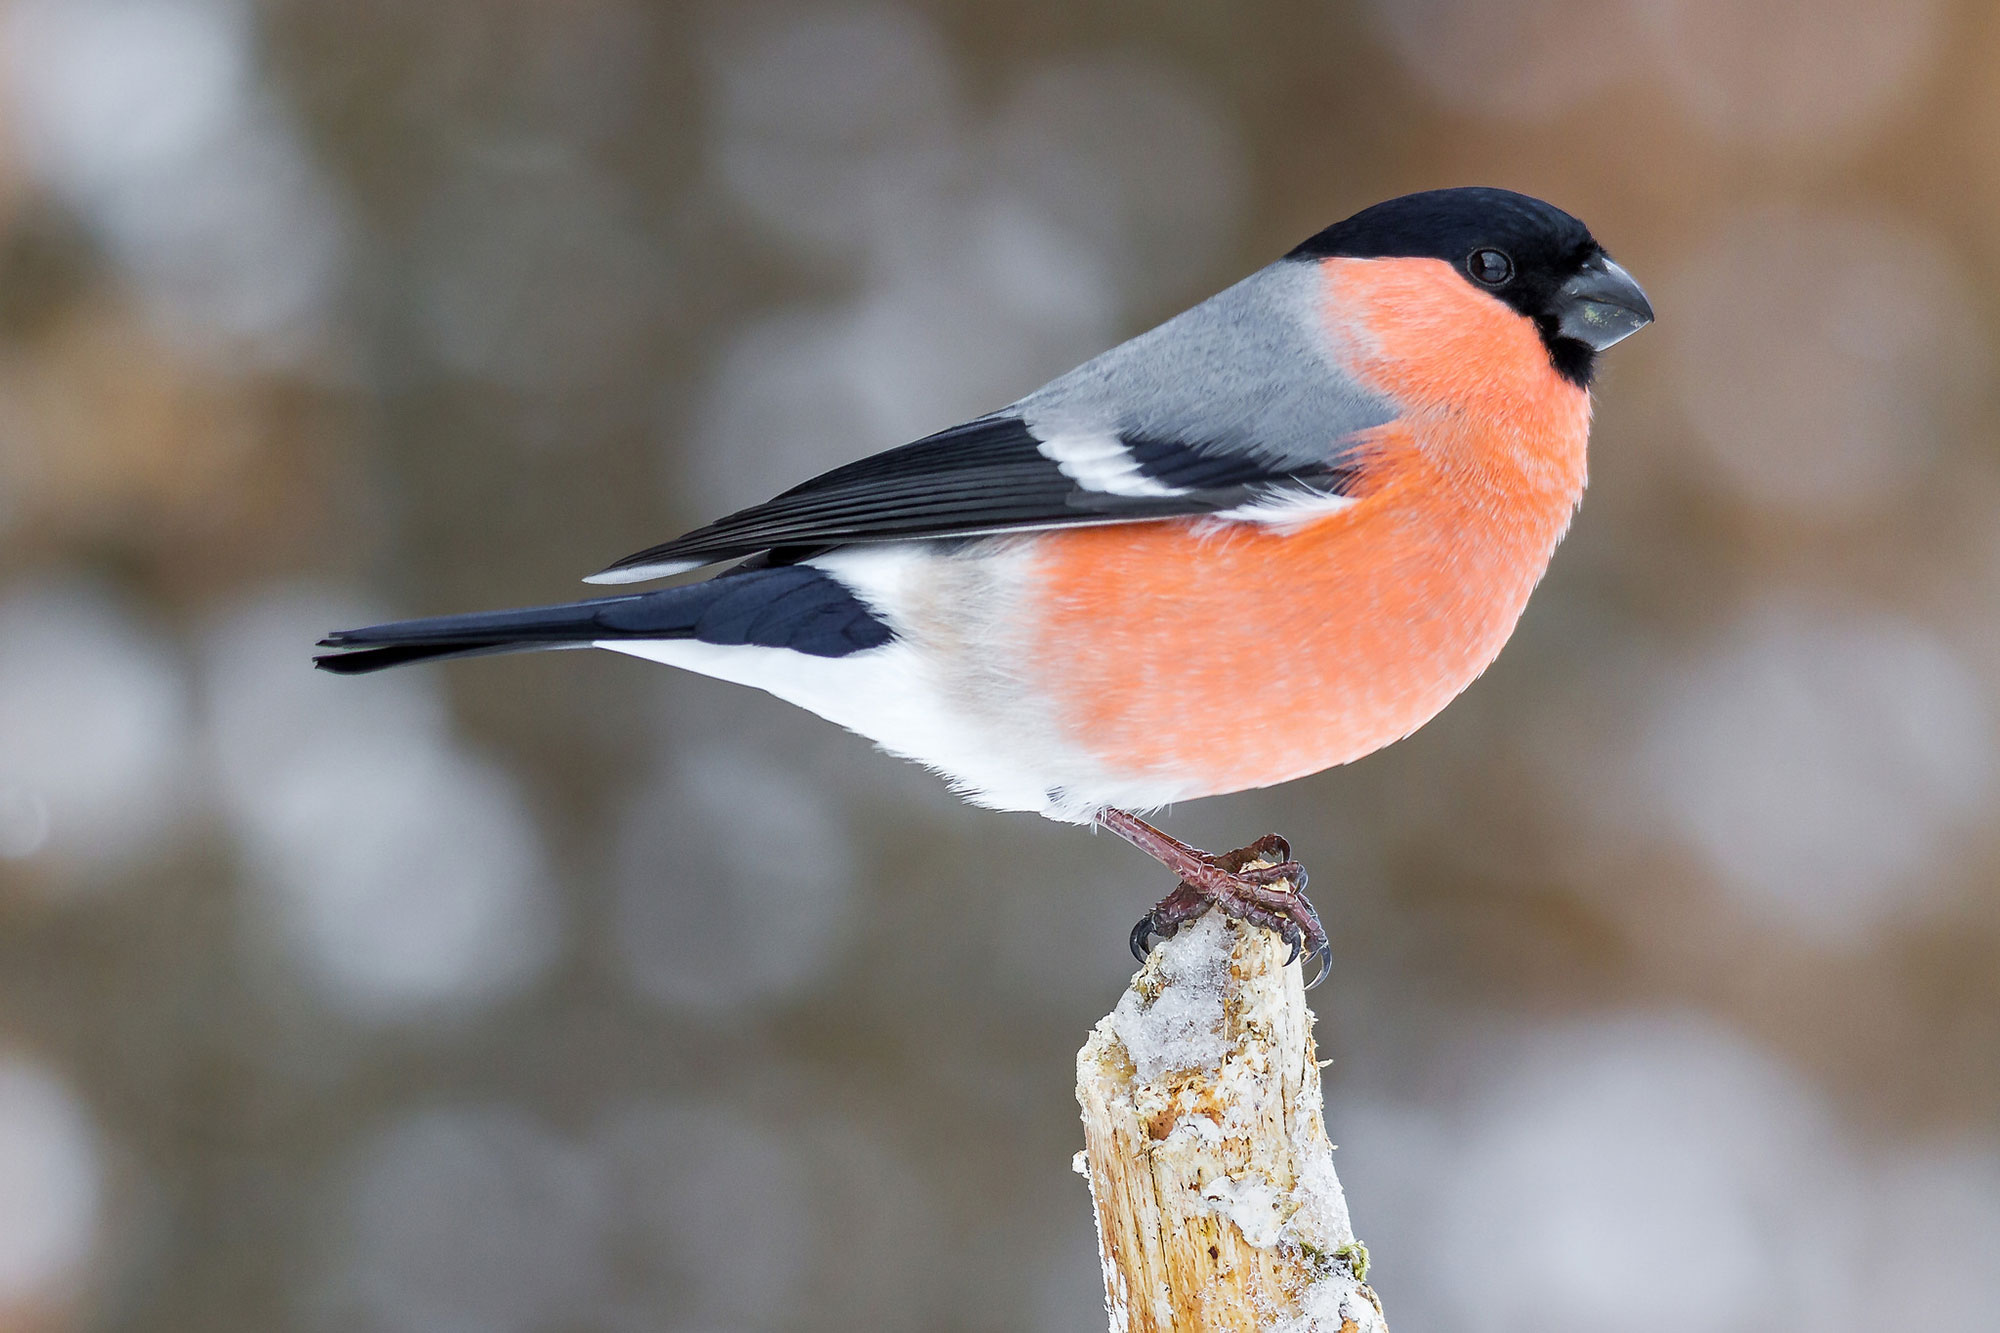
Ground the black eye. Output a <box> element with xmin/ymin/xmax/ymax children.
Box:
<box><xmin>1468</xmin><ymin>248</ymin><xmax>1514</xmax><ymax>286</ymax></box>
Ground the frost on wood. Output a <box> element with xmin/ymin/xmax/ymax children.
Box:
<box><xmin>1076</xmin><ymin>912</ymin><xmax>1386</xmax><ymax>1333</ymax></box>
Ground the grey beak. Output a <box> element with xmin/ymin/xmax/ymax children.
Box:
<box><xmin>1555</xmin><ymin>253</ymin><xmax>1653</xmax><ymax>351</ymax></box>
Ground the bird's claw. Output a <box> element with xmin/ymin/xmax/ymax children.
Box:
<box><xmin>1217</xmin><ymin>833</ymin><xmax>1291</xmax><ymax>872</ymax></box>
<box><xmin>1128</xmin><ymin>880</ymin><xmax>1213</xmax><ymax>962</ymax></box>
<box><xmin>1296</xmin><ymin>891</ymin><xmax>1332</xmax><ymax>990</ymax></box>
<box><xmin>1130</xmin><ymin>915</ymin><xmax>1154</xmax><ymax>963</ymax></box>
<box><xmin>1126</xmin><ymin>833</ymin><xmax>1331</xmax><ymax>987</ymax></box>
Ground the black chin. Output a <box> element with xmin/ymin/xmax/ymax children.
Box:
<box><xmin>1537</xmin><ymin>319</ymin><xmax>1597</xmax><ymax>387</ymax></box>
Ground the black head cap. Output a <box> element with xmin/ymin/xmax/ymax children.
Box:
<box><xmin>1289</xmin><ymin>187</ymin><xmax>1647</xmax><ymax>386</ymax></box>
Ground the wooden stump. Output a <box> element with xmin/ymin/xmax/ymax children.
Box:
<box><xmin>1076</xmin><ymin>909</ymin><xmax>1385</xmax><ymax>1332</ymax></box>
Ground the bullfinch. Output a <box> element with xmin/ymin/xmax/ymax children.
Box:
<box><xmin>316</xmin><ymin>187</ymin><xmax>1653</xmax><ymax>980</ymax></box>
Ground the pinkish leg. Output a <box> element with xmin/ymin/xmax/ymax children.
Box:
<box><xmin>1097</xmin><ymin>808</ymin><xmax>1330</xmax><ymax>987</ymax></box>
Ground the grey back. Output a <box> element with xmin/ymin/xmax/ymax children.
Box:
<box><xmin>1013</xmin><ymin>259</ymin><xmax>1398</xmax><ymax>471</ymax></box>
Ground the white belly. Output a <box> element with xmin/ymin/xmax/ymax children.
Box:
<box><xmin>598</xmin><ymin>544</ymin><xmax>1197</xmax><ymax>821</ymax></box>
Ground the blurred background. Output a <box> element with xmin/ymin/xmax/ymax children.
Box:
<box><xmin>0</xmin><ymin>0</ymin><xmax>1996</xmax><ymax>1329</ymax></box>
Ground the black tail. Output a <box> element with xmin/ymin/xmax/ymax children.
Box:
<box><xmin>314</xmin><ymin>565</ymin><xmax>893</xmax><ymax>675</ymax></box>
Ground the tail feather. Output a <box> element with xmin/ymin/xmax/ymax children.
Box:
<box><xmin>313</xmin><ymin>565</ymin><xmax>892</xmax><ymax>676</ymax></box>
<box><xmin>313</xmin><ymin>639</ymin><xmax>587</xmax><ymax>675</ymax></box>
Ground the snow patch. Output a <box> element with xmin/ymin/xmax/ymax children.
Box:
<box><xmin>1287</xmin><ymin>1145</ymin><xmax>1359</xmax><ymax>1253</ymax></box>
<box><xmin>1202</xmin><ymin>1172</ymin><xmax>1286</xmax><ymax>1247</ymax></box>
<box><xmin>1272</xmin><ymin>1280</ymin><xmax>1386</xmax><ymax>1333</ymax></box>
<box><xmin>1107</xmin><ymin>914</ymin><xmax>1232</xmax><ymax>1083</ymax></box>
<box><xmin>1165</xmin><ymin>1114</ymin><xmax>1222</xmax><ymax>1149</ymax></box>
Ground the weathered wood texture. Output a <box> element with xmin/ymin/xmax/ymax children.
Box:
<box><xmin>1076</xmin><ymin>911</ymin><xmax>1385</xmax><ymax>1333</ymax></box>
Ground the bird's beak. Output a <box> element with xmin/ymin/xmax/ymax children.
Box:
<box><xmin>1555</xmin><ymin>253</ymin><xmax>1653</xmax><ymax>351</ymax></box>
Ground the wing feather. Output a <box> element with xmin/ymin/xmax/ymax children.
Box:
<box><xmin>590</xmin><ymin>260</ymin><xmax>1401</xmax><ymax>584</ymax></box>
<box><xmin>589</xmin><ymin>416</ymin><xmax>1255</xmax><ymax>582</ymax></box>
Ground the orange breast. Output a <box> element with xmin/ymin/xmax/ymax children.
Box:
<box><xmin>1019</xmin><ymin>257</ymin><xmax>1592</xmax><ymax>797</ymax></box>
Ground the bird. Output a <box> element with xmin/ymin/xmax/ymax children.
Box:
<box><xmin>316</xmin><ymin>186</ymin><xmax>1653</xmax><ymax>983</ymax></box>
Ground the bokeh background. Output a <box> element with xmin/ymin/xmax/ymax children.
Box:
<box><xmin>0</xmin><ymin>0</ymin><xmax>1997</xmax><ymax>1328</ymax></box>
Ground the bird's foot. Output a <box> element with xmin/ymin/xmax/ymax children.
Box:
<box><xmin>1117</xmin><ymin>826</ymin><xmax>1331</xmax><ymax>988</ymax></box>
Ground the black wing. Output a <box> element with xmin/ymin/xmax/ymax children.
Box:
<box><xmin>589</xmin><ymin>415</ymin><xmax>1356</xmax><ymax>583</ymax></box>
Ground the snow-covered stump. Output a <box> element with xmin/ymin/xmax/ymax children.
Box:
<box><xmin>1075</xmin><ymin>909</ymin><xmax>1386</xmax><ymax>1333</ymax></box>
